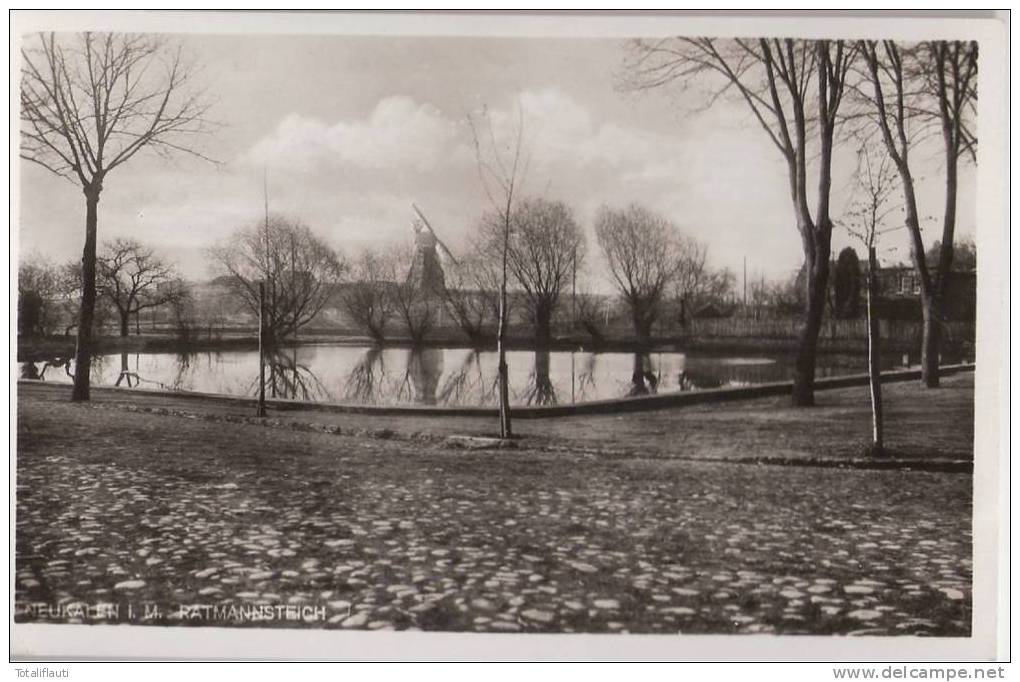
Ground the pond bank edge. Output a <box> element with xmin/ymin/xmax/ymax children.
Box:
<box><xmin>17</xmin><ymin>363</ymin><xmax>974</xmax><ymax>419</ymax></box>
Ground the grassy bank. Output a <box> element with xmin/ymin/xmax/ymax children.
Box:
<box><xmin>19</xmin><ymin>370</ymin><xmax>975</xmax><ymax>464</ymax></box>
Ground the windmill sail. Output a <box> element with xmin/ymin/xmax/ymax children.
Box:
<box><xmin>412</xmin><ymin>203</ymin><xmax>459</xmax><ymax>267</ymax></box>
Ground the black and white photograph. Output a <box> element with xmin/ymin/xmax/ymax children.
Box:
<box><xmin>10</xmin><ymin>10</ymin><xmax>1009</xmax><ymax>663</ymax></box>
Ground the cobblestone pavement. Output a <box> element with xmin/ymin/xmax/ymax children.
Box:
<box><xmin>15</xmin><ymin>395</ymin><xmax>972</xmax><ymax>635</ymax></box>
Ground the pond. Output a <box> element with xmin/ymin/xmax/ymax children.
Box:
<box><xmin>20</xmin><ymin>344</ymin><xmax>909</xmax><ymax>408</ymax></box>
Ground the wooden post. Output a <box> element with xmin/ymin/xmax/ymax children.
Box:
<box><xmin>257</xmin><ymin>281</ymin><xmax>266</xmax><ymax>417</ymax></box>
<box><xmin>866</xmin><ymin>245</ymin><xmax>883</xmax><ymax>454</ymax></box>
<box><xmin>571</xmin><ymin>246</ymin><xmax>577</xmax><ymax>338</ymax></box>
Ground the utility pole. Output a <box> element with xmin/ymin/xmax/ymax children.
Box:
<box><xmin>257</xmin><ymin>169</ymin><xmax>269</xmax><ymax>418</ymax></box>
<box><xmin>571</xmin><ymin>246</ymin><xmax>577</xmax><ymax>335</ymax></box>
<box><xmin>257</xmin><ymin>281</ymin><xmax>266</xmax><ymax>417</ymax></box>
<box><xmin>291</xmin><ymin>231</ymin><xmax>297</xmax><ymax>345</ymax></box>
<box><xmin>743</xmin><ymin>256</ymin><xmax>747</xmax><ymax>306</ymax></box>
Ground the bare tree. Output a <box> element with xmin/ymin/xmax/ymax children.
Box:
<box><xmin>671</xmin><ymin>236</ymin><xmax>708</xmax><ymax>326</ymax></box>
<box><xmin>832</xmin><ymin>247</ymin><xmax>863</xmax><ymax>319</ymax></box>
<box><xmin>46</xmin><ymin>260</ymin><xmax>111</xmax><ymax>336</ymax></box>
<box><xmin>338</xmin><ymin>249</ymin><xmax>397</xmax><ymax>344</ymax></box>
<box><xmin>575</xmin><ymin>284</ymin><xmax>610</xmax><ymax>345</ymax></box>
<box><xmin>856</xmin><ymin>39</ymin><xmax>977</xmax><ymax>387</ymax></box>
<box><xmin>168</xmin><ymin>287</ymin><xmax>198</xmax><ymax>344</ymax></box>
<box><xmin>443</xmin><ymin>252</ymin><xmax>499</xmax><ymax>343</ymax></box>
<box><xmin>703</xmin><ymin>268</ymin><xmax>738</xmax><ymax>310</ymax></box>
<box><xmin>209</xmin><ymin>214</ymin><xmax>345</xmax><ymax>344</ymax></box>
<box><xmin>843</xmin><ymin>142</ymin><xmax>900</xmax><ymax>456</ymax></box>
<box><xmin>675</xmin><ymin>258</ymin><xmax>738</xmax><ymax>327</ymax></box>
<box><xmin>468</xmin><ymin>105</ymin><xmax>529</xmax><ymax>439</ymax></box>
<box><xmin>622</xmin><ymin>37</ymin><xmax>857</xmax><ymax>406</ymax></box>
<box><xmin>478</xmin><ymin>197</ymin><xmax>584</xmax><ymax>346</ymax></box>
<box><xmin>97</xmin><ymin>238</ymin><xmax>185</xmax><ymax>336</ymax></box>
<box><xmin>671</xmin><ymin>236</ymin><xmax>738</xmax><ymax>326</ymax></box>
<box><xmin>920</xmin><ymin>41</ymin><xmax>978</xmax><ymax>285</ymax></box>
<box><xmin>594</xmin><ymin>204</ymin><xmax>685</xmax><ymax>347</ymax></box>
<box><xmin>20</xmin><ymin>32</ymin><xmax>214</xmax><ymax>400</ymax></box>
<box><xmin>18</xmin><ymin>256</ymin><xmax>62</xmax><ymax>336</ymax></box>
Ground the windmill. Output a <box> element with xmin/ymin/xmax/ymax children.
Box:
<box><xmin>405</xmin><ymin>204</ymin><xmax>457</xmax><ymax>296</ymax></box>
<box><xmin>412</xmin><ymin>203</ymin><xmax>459</xmax><ymax>268</ymax></box>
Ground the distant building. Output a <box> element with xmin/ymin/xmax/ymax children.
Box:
<box><xmin>874</xmin><ymin>266</ymin><xmax>976</xmax><ymax>322</ymax></box>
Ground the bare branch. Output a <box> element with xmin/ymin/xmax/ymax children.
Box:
<box><xmin>20</xmin><ymin>31</ymin><xmax>216</xmax><ymax>190</ymax></box>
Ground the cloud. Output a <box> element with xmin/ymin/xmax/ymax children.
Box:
<box><xmin>246</xmin><ymin>96</ymin><xmax>461</xmax><ymax>173</ymax></box>
<box><xmin>478</xmin><ymin>88</ymin><xmax>683</xmax><ymax>179</ymax></box>
<box><xmin>246</xmin><ymin>88</ymin><xmax>704</xmax><ymax>190</ymax></box>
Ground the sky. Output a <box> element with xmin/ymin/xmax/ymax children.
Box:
<box><xmin>18</xmin><ymin>33</ymin><xmax>976</xmax><ymax>290</ymax></box>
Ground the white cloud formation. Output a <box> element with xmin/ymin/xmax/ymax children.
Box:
<box><xmin>482</xmin><ymin>88</ymin><xmax>688</xmax><ymax>181</ymax></box>
<box><xmin>246</xmin><ymin>88</ymin><xmax>702</xmax><ymax>188</ymax></box>
<box><xmin>246</xmin><ymin>95</ymin><xmax>462</xmax><ymax>172</ymax></box>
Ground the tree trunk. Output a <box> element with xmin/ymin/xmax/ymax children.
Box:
<box><xmin>792</xmin><ymin>234</ymin><xmax>830</xmax><ymax>407</ymax></box>
<box><xmin>71</xmin><ymin>189</ymin><xmax>100</xmax><ymax>402</ymax></box>
<box><xmin>921</xmin><ymin>120</ymin><xmax>958</xmax><ymax>390</ymax></box>
<box><xmin>629</xmin><ymin>352</ymin><xmax>649</xmax><ymax>396</ymax></box>
<box><xmin>632</xmin><ymin>306</ymin><xmax>653</xmax><ymax>350</ymax></box>
<box><xmin>533</xmin><ymin>350</ymin><xmax>554</xmax><ymax>405</ymax></box>
<box><xmin>496</xmin><ymin>228</ymin><xmax>512</xmax><ymax>439</ymax></box>
<box><xmin>496</xmin><ymin>296</ymin><xmax>511</xmax><ymax>438</ymax></box>
<box><xmin>119</xmin><ymin>310</ymin><xmax>130</xmax><ymax>337</ymax></box>
<box><xmin>866</xmin><ymin>246</ymin><xmax>884</xmax><ymax>454</ymax></box>
<box><xmin>534</xmin><ymin>306</ymin><xmax>552</xmax><ymax>348</ymax></box>
<box><xmin>920</xmin><ymin>293</ymin><xmax>940</xmax><ymax>387</ymax></box>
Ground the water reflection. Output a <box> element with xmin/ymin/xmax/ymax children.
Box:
<box><xmin>576</xmin><ymin>353</ymin><xmax>598</xmax><ymax>401</ymax></box>
<box><xmin>20</xmin><ymin>356</ymin><xmax>73</xmax><ymax>380</ymax></box>
<box><xmin>518</xmin><ymin>351</ymin><xmax>557</xmax><ymax>406</ymax></box>
<box><xmin>406</xmin><ymin>348</ymin><xmax>444</xmax><ymax>405</ymax></box>
<box><xmin>114</xmin><ymin>352</ymin><xmax>135</xmax><ymax>387</ymax></box>
<box><xmin>341</xmin><ymin>347</ymin><xmax>448</xmax><ymax>406</ymax></box>
<box><xmin>170</xmin><ymin>351</ymin><xmax>196</xmax><ymax>391</ymax></box>
<box><xmin>343</xmin><ymin>347</ymin><xmax>385</xmax><ymax>404</ymax></box>
<box><xmin>21</xmin><ymin>343</ymin><xmax>913</xmax><ymax>408</ymax></box>
<box><xmin>261</xmin><ymin>348</ymin><xmax>335</xmax><ymax>402</ymax></box>
<box><xmin>629</xmin><ymin>352</ymin><xmax>660</xmax><ymax>397</ymax></box>
<box><xmin>437</xmin><ymin>350</ymin><xmax>498</xmax><ymax>406</ymax></box>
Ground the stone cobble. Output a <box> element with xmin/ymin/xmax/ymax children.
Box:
<box><xmin>14</xmin><ymin>396</ymin><xmax>972</xmax><ymax>635</ymax></box>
